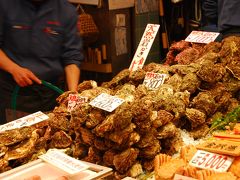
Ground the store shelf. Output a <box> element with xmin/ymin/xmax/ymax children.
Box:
<box><xmin>80</xmin><ymin>62</ymin><xmax>112</xmax><ymax>73</ymax></box>
<box><xmin>68</xmin><ymin>0</ymin><xmax>134</xmax><ymax>10</ymax></box>
<box><xmin>68</xmin><ymin>0</ymin><xmax>98</xmax><ymax>5</ymax></box>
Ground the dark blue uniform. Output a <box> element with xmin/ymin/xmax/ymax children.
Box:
<box><xmin>203</xmin><ymin>0</ymin><xmax>240</xmax><ymax>37</ymax></box>
<box><xmin>0</xmin><ymin>0</ymin><xmax>83</xmax><ymax>81</ymax></box>
<box><xmin>0</xmin><ymin>0</ymin><xmax>83</xmax><ymax>123</ymax></box>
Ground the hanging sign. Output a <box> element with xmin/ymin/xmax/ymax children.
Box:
<box><xmin>39</xmin><ymin>149</ymin><xmax>89</xmax><ymax>175</ymax></box>
<box><xmin>0</xmin><ymin>111</ymin><xmax>48</xmax><ymax>133</ymax></box>
<box><xmin>67</xmin><ymin>94</ymin><xmax>88</xmax><ymax>112</ymax></box>
<box><xmin>89</xmin><ymin>93</ymin><xmax>125</xmax><ymax>112</ymax></box>
<box><xmin>143</xmin><ymin>72</ymin><xmax>166</xmax><ymax>90</ymax></box>
<box><xmin>185</xmin><ymin>30</ymin><xmax>220</xmax><ymax>44</ymax></box>
<box><xmin>129</xmin><ymin>24</ymin><xmax>160</xmax><ymax>72</ymax></box>
<box><xmin>189</xmin><ymin>150</ymin><xmax>234</xmax><ymax>172</ymax></box>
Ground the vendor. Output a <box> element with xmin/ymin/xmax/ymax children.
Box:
<box><xmin>0</xmin><ymin>0</ymin><xmax>84</xmax><ymax>123</ymax></box>
<box><xmin>203</xmin><ymin>0</ymin><xmax>240</xmax><ymax>38</ymax></box>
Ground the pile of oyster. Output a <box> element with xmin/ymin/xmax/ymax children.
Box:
<box><xmin>0</xmin><ymin>36</ymin><xmax>240</xmax><ymax>178</ymax></box>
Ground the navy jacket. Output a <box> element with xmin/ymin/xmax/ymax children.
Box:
<box><xmin>0</xmin><ymin>0</ymin><xmax>83</xmax><ymax>82</ymax></box>
<box><xmin>203</xmin><ymin>0</ymin><xmax>240</xmax><ymax>35</ymax></box>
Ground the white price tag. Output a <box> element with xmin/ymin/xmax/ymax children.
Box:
<box><xmin>143</xmin><ymin>72</ymin><xmax>166</xmax><ymax>90</ymax></box>
<box><xmin>129</xmin><ymin>24</ymin><xmax>160</xmax><ymax>72</ymax></box>
<box><xmin>185</xmin><ymin>31</ymin><xmax>220</xmax><ymax>44</ymax></box>
<box><xmin>67</xmin><ymin>94</ymin><xmax>88</xmax><ymax>112</ymax></box>
<box><xmin>0</xmin><ymin>111</ymin><xmax>48</xmax><ymax>133</ymax></box>
<box><xmin>39</xmin><ymin>149</ymin><xmax>89</xmax><ymax>175</ymax></box>
<box><xmin>89</xmin><ymin>93</ymin><xmax>125</xmax><ymax>112</ymax></box>
<box><xmin>189</xmin><ymin>150</ymin><xmax>234</xmax><ymax>172</ymax></box>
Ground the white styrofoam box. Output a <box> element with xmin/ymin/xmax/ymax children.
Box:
<box><xmin>0</xmin><ymin>159</ymin><xmax>112</xmax><ymax>180</ymax></box>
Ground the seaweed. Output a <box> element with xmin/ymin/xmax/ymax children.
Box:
<box><xmin>208</xmin><ymin>106</ymin><xmax>240</xmax><ymax>133</ymax></box>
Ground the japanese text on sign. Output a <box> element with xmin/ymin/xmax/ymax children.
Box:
<box><xmin>143</xmin><ymin>72</ymin><xmax>166</xmax><ymax>90</ymax></box>
<box><xmin>129</xmin><ymin>24</ymin><xmax>160</xmax><ymax>72</ymax></box>
<box><xmin>185</xmin><ymin>31</ymin><xmax>220</xmax><ymax>44</ymax></box>
<box><xmin>189</xmin><ymin>150</ymin><xmax>234</xmax><ymax>172</ymax></box>
<box><xmin>67</xmin><ymin>94</ymin><xmax>88</xmax><ymax>112</ymax></box>
<box><xmin>39</xmin><ymin>149</ymin><xmax>89</xmax><ymax>175</ymax></box>
<box><xmin>0</xmin><ymin>111</ymin><xmax>49</xmax><ymax>133</ymax></box>
<box><xmin>89</xmin><ymin>93</ymin><xmax>125</xmax><ymax>112</ymax></box>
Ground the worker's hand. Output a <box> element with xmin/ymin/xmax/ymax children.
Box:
<box><xmin>11</xmin><ymin>66</ymin><xmax>42</xmax><ymax>87</ymax></box>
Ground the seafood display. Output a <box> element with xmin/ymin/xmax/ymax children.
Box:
<box><xmin>1</xmin><ymin>36</ymin><xmax>240</xmax><ymax>179</ymax></box>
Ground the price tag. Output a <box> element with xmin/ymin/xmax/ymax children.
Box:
<box><xmin>173</xmin><ymin>174</ymin><xmax>197</xmax><ymax>180</ymax></box>
<box><xmin>89</xmin><ymin>93</ymin><xmax>125</xmax><ymax>112</ymax></box>
<box><xmin>129</xmin><ymin>24</ymin><xmax>160</xmax><ymax>72</ymax></box>
<box><xmin>0</xmin><ymin>111</ymin><xmax>48</xmax><ymax>133</ymax></box>
<box><xmin>39</xmin><ymin>149</ymin><xmax>89</xmax><ymax>175</ymax></box>
<box><xmin>67</xmin><ymin>94</ymin><xmax>88</xmax><ymax>112</ymax></box>
<box><xmin>189</xmin><ymin>150</ymin><xmax>234</xmax><ymax>172</ymax></box>
<box><xmin>143</xmin><ymin>72</ymin><xmax>166</xmax><ymax>90</ymax></box>
<box><xmin>185</xmin><ymin>31</ymin><xmax>220</xmax><ymax>44</ymax></box>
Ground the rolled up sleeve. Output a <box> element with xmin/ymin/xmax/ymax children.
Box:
<box><xmin>61</xmin><ymin>11</ymin><xmax>84</xmax><ymax>67</ymax></box>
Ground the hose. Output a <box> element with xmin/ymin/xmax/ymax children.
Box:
<box><xmin>11</xmin><ymin>80</ymin><xmax>64</xmax><ymax>119</ymax></box>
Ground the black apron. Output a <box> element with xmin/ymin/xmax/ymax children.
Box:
<box><xmin>0</xmin><ymin>70</ymin><xmax>63</xmax><ymax>124</ymax></box>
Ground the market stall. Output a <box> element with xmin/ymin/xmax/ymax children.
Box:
<box><xmin>0</xmin><ymin>32</ymin><xmax>240</xmax><ymax>179</ymax></box>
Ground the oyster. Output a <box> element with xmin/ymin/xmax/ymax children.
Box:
<box><xmin>152</xmin><ymin>110</ymin><xmax>174</xmax><ymax>128</ymax></box>
<box><xmin>49</xmin><ymin>130</ymin><xmax>72</xmax><ymax>149</ymax></box>
<box><xmin>157</xmin><ymin>123</ymin><xmax>177</xmax><ymax>139</ymax></box>
<box><xmin>79</xmin><ymin>127</ymin><xmax>95</xmax><ymax>146</ymax></box>
<box><xmin>191</xmin><ymin>91</ymin><xmax>217</xmax><ymax>116</ymax></box>
<box><xmin>113</xmin><ymin>148</ymin><xmax>139</xmax><ymax>174</ymax></box>
<box><xmin>185</xmin><ymin>108</ymin><xmax>206</xmax><ymax>129</ymax></box>
<box><xmin>180</xmin><ymin>73</ymin><xmax>201</xmax><ymax>94</ymax></box>
<box><xmin>102</xmin><ymin>69</ymin><xmax>130</xmax><ymax>89</ymax></box>
<box><xmin>103</xmin><ymin>149</ymin><xmax>118</xmax><ymax>167</ymax></box>
<box><xmin>0</xmin><ymin>126</ymin><xmax>34</xmax><ymax>146</ymax></box>
<box><xmin>77</xmin><ymin>80</ymin><xmax>98</xmax><ymax>93</ymax></box>
<box><xmin>85</xmin><ymin>108</ymin><xmax>105</xmax><ymax>129</ymax></box>
<box><xmin>197</xmin><ymin>60</ymin><xmax>226</xmax><ymax>83</ymax></box>
<box><xmin>175</xmin><ymin>47</ymin><xmax>199</xmax><ymax>65</ymax></box>
<box><xmin>0</xmin><ymin>145</ymin><xmax>8</xmax><ymax>158</ymax></box>
<box><xmin>139</xmin><ymin>140</ymin><xmax>161</xmax><ymax>159</ymax></box>
<box><xmin>226</xmin><ymin>57</ymin><xmax>240</xmax><ymax>80</ymax></box>
<box><xmin>107</xmin><ymin>123</ymin><xmax>136</xmax><ymax>145</ymax></box>
<box><xmin>5</xmin><ymin>129</ymin><xmax>39</xmax><ymax>160</ymax></box>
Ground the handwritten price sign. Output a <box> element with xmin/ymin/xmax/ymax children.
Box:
<box><xmin>0</xmin><ymin>111</ymin><xmax>49</xmax><ymax>133</ymax></box>
<box><xmin>129</xmin><ymin>24</ymin><xmax>160</xmax><ymax>72</ymax></box>
<box><xmin>143</xmin><ymin>72</ymin><xmax>166</xmax><ymax>90</ymax></box>
<box><xmin>185</xmin><ymin>31</ymin><xmax>220</xmax><ymax>44</ymax></box>
<box><xmin>67</xmin><ymin>94</ymin><xmax>88</xmax><ymax>112</ymax></box>
<box><xmin>39</xmin><ymin>149</ymin><xmax>89</xmax><ymax>175</ymax></box>
<box><xmin>189</xmin><ymin>150</ymin><xmax>234</xmax><ymax>172</ymax></box>
<box><xmin>89</xmin><ymin>93</ymin><xmax>125</xmax><ymax>112</ymax></box>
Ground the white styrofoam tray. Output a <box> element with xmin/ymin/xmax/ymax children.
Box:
<box><xmin>0</xmin><ymin>159</ymin><xmax>112</xmax><ymax>180</ymax></box>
